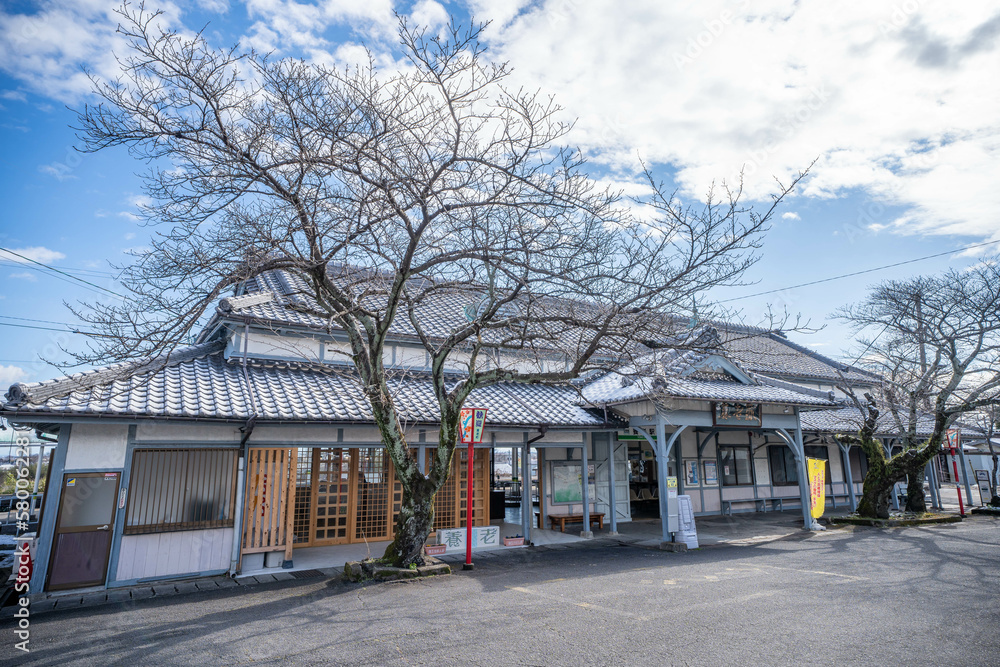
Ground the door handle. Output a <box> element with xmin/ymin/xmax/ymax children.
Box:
<box><xmin>96</xmin><ymin>525</ymin><xmax>110</xmax><ymax>531</ymax></box>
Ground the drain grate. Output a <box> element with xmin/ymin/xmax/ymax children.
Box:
<box><xmin>289</xmin><ymin>569</ymin><xmax>325</xmax><ymax>579</ymax></box>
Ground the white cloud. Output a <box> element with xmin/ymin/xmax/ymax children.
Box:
<box><xmin>242</xmin><ymin>0</ymin><xmax>397</xmax><ymax>57</ymax></box>
<box><xmin>410</xmin><ymin>1</ymin><xmax>449</xmax><ymax>30</ymax></box>
<box><xmin>0</xmin><ymin>0</ymin><xmax>186</xmax><ymax>102</ymax></box>
<box><xmin>1</xmin><ymin>247</ymin><xmax>66</xmax><ymax>264</ymax></box>
<box><xmin>0</xmin><ymin>365</ymin><xmax>28</xmax><ymax>387</ymax></box>
<box><xmin>472</xmin><ymin>1</ymin><xmax>1000</xmax><ymax>243</ymax></box>
<box><xmin>39</xmin><ymin>162</ymin><xmax>77</xmax><ymax>181</ymax></box>
<box><xmin>0</xmin><ymin>89</ymin><xmax>26</xmax><ymax>102</ymax></box>
<box><xmin>782</xmin><ymin>212</ymin><xmax>800</xmax><ymax>220</ymax></box>
<box><xmin>195</xmin><ymin>0</ymin><xmax>231</xmax><ymax>12</ymax></box>
<box><xmin>8</xmin><ymin>272</ymin><xmax>37</xmax><ymax>282</ymax></box>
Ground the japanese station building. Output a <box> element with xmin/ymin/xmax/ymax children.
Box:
<box><xmin>2</xmin><ymin>268</ymin><xmax>884</xmax><ymax>595</ymax></box>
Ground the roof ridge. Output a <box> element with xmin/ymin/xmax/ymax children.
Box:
<box><xmin>4</xmin><ymin>339</ymin><xmax>226</xmax><ymax>407</ymax></box>
<box><xmin>756</xmin><ymin>375</ymin><xmax>835</xmax><ymax>401</ymax></box>
<box><xmin>219</xmin><ymin>291</ymin><xmax>274</xmax><ymax>313</ymax></box>
<box><xmin>765</xmin><ymin>332</ymin><xmax>878</xmax><ymax>381</ymax></box>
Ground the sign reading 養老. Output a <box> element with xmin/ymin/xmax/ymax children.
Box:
<box><xmin>437</xmin><ymin>526</ymin><xmax>500</xmax><ymax>553</ymax></box>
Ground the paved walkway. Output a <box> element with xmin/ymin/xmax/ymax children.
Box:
<box><xmin>25</xmin><ymin>489</ymin><xmax>983</xmax><ymax>617</ymax></box>
<box><xmin>21</xmin><ymin>507</ymin><xmax>862</xmax><ymax>616</ymax></box>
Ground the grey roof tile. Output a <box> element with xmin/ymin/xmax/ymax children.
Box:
<box><xmin>800</xmin><ymin>405</ymin><xmax>938</xmax><ymax>436</ymax></box>
<box><xmin>579</xmin><ymin>348</ymin><xmax>837</xmax><ymax>407</ymax></box>
<box><xmin>720</xmin><ymin>329</ymin><xmax>875</xmax><ymax>384</ymax></box>
<box><xmin>2</xmin><ymin>346</ymin><xmax>610</xmax><ymax>428</ymax></box>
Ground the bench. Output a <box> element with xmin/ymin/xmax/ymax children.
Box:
<box><xmin>767</xmin><ymin>498</ymin><xmax>798</xmax><ymax>512</ymax></box>
<box><xmin>721</xmin><ymin>499</ymin><xmax>767</xmax><ymax>515</ymax></box>
<box><xmin>535</xmin><ymin>512</ymin><xmax>605</xmax><ymax>532</ymax></box>
<box><xmin>768</xmin><ymin>495</ymin><xmax>853</xmax><ymax>512</ymax></box>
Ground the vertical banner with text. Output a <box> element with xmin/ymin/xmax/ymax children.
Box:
<box><xmin>807</xmin><ymin>458</ymin><xmax>826</xmax><ymax>519</ymax></box>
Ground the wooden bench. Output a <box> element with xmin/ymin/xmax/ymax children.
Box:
<box><xmin>535</xmin><ymin>512</ymin><xmax>605</xmax><ymax>532</ymax></box>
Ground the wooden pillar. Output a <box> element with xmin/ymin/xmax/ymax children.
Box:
<box><xmin>284</xmin><ymin>447</ymin><xmax>296</xmax><ymax>565</ymax></box>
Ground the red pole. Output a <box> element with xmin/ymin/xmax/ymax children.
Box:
<box><xmin>464</xmin><ymin>439</ymin><xmax>475</xmax><ymax>570</ymax></box>
<box><xmin>950</xmin><ymin>445</ymin><xmax>965</xmax><ymax>517</ymax></box>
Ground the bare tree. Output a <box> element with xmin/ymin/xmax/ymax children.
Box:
<box><xmin>72</xmin><ymin>5</ymin><xmax>807</xmax><ymax>565</ymax></box>
<box><xmin>835</xmin><ymin>261</ymin><xmax>1000</xmax><ymax>518</ymax></box>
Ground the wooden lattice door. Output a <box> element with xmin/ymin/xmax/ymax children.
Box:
<box><xmin>312</xmin><ymin>448</ymin><xmax>354</xmax><ymax>545</ymax></box>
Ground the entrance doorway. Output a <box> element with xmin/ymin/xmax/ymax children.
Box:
<box><xmin>46</xmin><ymin>472</ymin><xmax>120</xmax><ymax>591</ymax></box>
<box><xmin>286</xmin><ymin>446</ymin><xmax>491</xmax><ymax>549</ymax></box>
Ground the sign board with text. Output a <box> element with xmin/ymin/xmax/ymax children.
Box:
<box><xmin>438</xmin><ymin>526</ymin><xmax>501</xmax><ymax>553</ymax></box>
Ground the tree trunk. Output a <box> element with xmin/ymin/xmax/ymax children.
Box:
<box><xmin>904</xmin><ymin>468</ymin><xmax>927</xmax><ymax>513</ymax></box>
<box><xmin>857</xmin><ymin>463</ymin><xmax>893</xmax><ymax>519</ymax></box>
<box><xmin>381</xmin><ymin>478</ymin><xmax>437</xmax><ymax>568</ymax></box>
<box><xmin>379</xmin><ymin>413</ymin><xmax>461</xmax><ymax>568</ymax></box>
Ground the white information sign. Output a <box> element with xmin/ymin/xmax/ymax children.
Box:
<box><xmin>437</xmin><ymin>526</ymin><xmax>501</xmax><ymax>553</ymax></box>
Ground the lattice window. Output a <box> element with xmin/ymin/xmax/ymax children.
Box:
<box><xmin>356</xmin><ymin>447</ymin><xmax>390</xmax><ymax>540</ymax></box>
<box><xmin>292</xmin><ymin>447</ymin><xmax>313</xmax><ymax>544</ymax></box>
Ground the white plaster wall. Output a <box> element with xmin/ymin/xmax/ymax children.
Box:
<box><xmin>489</xmin><ymin>430</ymin><xmax>529</xmax><ymax>444</ymax></box>
<box><xmin>135</xmin><ymin>422</ymin><xmax>240</xmax><ymax>443</ymax></box>
<box><xmin>65</xmin><ymin>423</ymin><xmax>129</xmax><ymax>470</ymax></box>
<box><xmin>324</xmin><ymin>340</ymin><xmax>353</xmax><ymax>364</ymax></box>
<box><xmin>115</xmin><ymin>528</ymin><xmax>233</xmax><ymax>581</ymax></box>
<box><xmin>246</xmin><ymin>333</ymin><xmax>320</xmax><ymax>360</ymax></box>
<box><xmin>249</xmin><ymin>425</ymin><xmax>379</xmax><ymax>444</ymax></box>
<box><xmin>533</xmin><ymin>430</ymin><xmax>586</xmax><ymax>444</ymax></box>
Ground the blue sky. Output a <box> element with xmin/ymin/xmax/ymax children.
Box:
<box><xmin>1</xmin><ymin>0</ymin><xmax>999</xmax><ymax>386</ymax></box>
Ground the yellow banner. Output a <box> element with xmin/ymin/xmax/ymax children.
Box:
<box><xmin>807</xmin><ymin>458</ymin><xmax>826</xmax><ymax>519</ymax></box>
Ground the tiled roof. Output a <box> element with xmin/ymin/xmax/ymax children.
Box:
<box><xmin>227</xmin><ymin>269</ymin><xmax>601</xmax><ymax>350</ymax></box>
<box><xmin>800</xmin><ymin>405</ymin><xmax>939</xmax><ymax>437</ymax></box>
<box><xmin>2</xmin><ymin>342</ymin><xmax>612</xmax><ymax>428</ymax></box>
<box><xmin>579</xmin><ymin>349</ymin><xmax>837</xmax><ymax>408</ymax></box>
<box><xmin>221</xmin><ymin>270</ymin><xmax>878</xmax><ymax>388</ymax></box>
<box><xmin>719</xmin><ymin>329</ymin><xmax>876</xmax><ymax>384</ymax></box>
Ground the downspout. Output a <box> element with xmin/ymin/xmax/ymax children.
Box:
<box><xmin>230</xmin><ymin>320</ymin><xmax>258</xmax><ymax>576</ymax></box>
<box><xmin>522</xmin><ymin>426</ymin><xmax>548</xmax><ymax>544</ymax></box>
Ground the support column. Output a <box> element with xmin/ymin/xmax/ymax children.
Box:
<box><xmin>30</xmin><ymin>425</ymin><xmax>71</xmax><ymax>594</ymax></box>
<box><xmin>838</xmin><ymin>441</ymin><xmax>857</xmax><ymax>512</ymax></box>
<box><xmin>793</xmin><ymin>415</ymin><xmax>814</xmax><ymax>529</ymax></box>
<box><xmin>581</xmin><ymin>434</ymin><xmax>593</xmax><ymax>538</ymax></box>
<box><xmin>520</xmin><ymin>437</ymin><xmax>531</xmax><ymax>544</ymax></box>
<box><xmin>607</xmin><ymin>433</ymin><xmax>619</xmax><ymax>535</ymax></box>
<box><xmin>925</xmin><ymin>461</ymin><xmax>940</xmax><ymax>509</ymax></box>
<box><xmin>417</xmin><ymin>429</ymin><xmax>426</xmax><ymax>474</ymax></box>
<box><xmin>654</xmin><ymin>418</ymin><xmax>670</xmax><ymax>541</ymax></box>
<box><xmin>886</xmin><ymin>440</ymin><xmax>900</xmax><ymax>511</ymax></box>
<box><xmin>777</xmin><ymin>419</ymin><xmax>814</xmax><ymax>531</ymax></box>
<box><xmin>957</xmin><ymin>444</ymin><xmax>974</xmax><ymax>502</ymax></box>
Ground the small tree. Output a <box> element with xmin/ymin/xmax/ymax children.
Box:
<box><xmin>835</xmin><ymin>261</ymin><xmax>1000</xmax><ymax>517</ymax></box>
<box><xmin>71</xmin><ymin>6</ymin><xmax>807</xmax><ymax>565</ymax></box>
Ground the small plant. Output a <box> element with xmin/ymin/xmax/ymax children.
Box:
<box><xmin>408</xmin><ymin>563</ymin><xmax>417</xmax><ymax>570</ymax></box>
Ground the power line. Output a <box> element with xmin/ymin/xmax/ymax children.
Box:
<box><xmin>0</xmin><ymin>260</ymin><xmax>117</xmax><ymax>279</ymax></box>
<box><xmin>0</xmin><ymin>247</ymin><xmax>127</xmax><ymax>299</ymax></box>
<box><xmin>0</xmin><ymin>314</ymin><xmax>88</xmax><ymax>328</ymax></box>
<box><xmin>719</xmin><ymin>238</ymin><xmax>1000</xmax><ymax>304</ymax></box>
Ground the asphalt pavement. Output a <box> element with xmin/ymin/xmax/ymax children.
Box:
<box><xmin>2</xmin><ymin>514</ymin><xmax>998</xmax><ymax>666</ymax></box>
